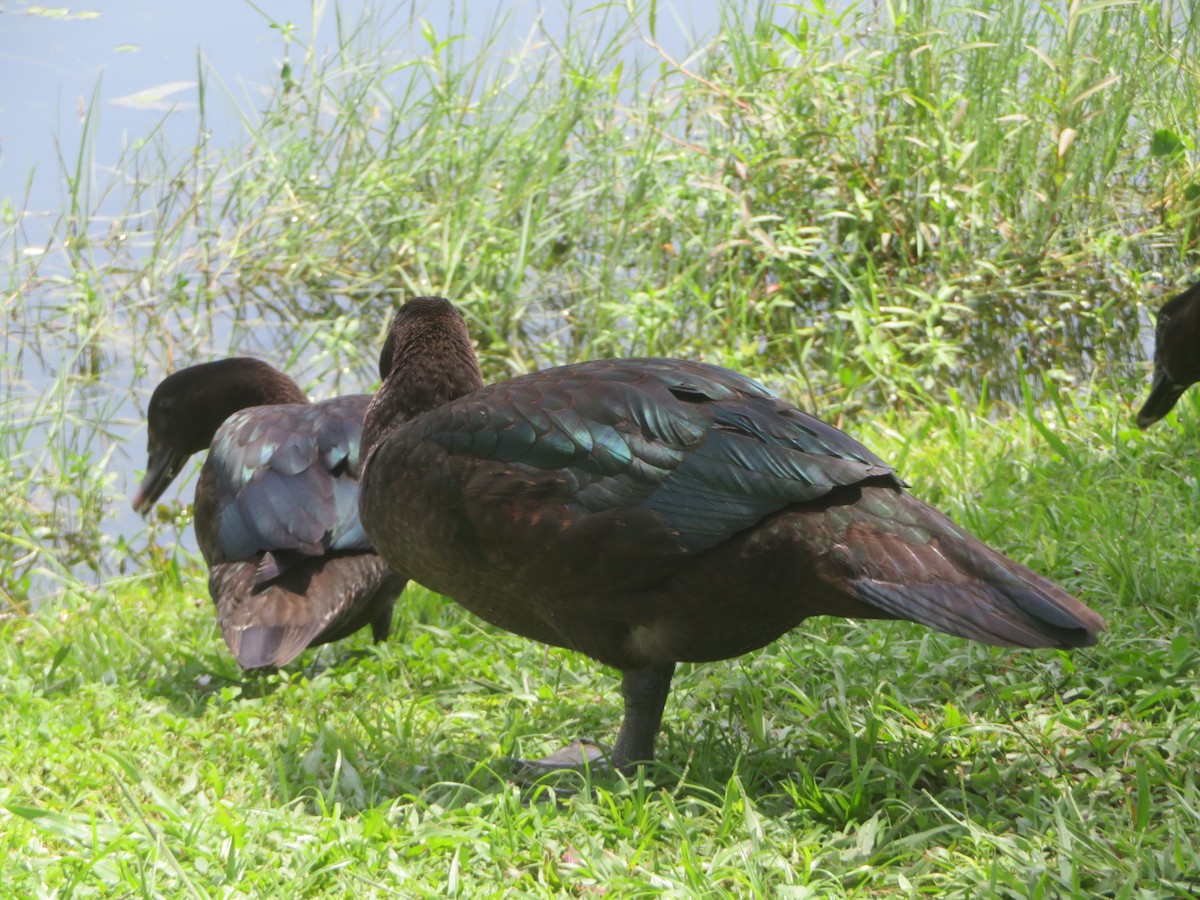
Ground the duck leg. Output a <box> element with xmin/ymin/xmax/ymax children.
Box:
<box><xmin>369</xmin><ymin>594</ymin><xmax>398</xmax><ymax>643</ymax></box>
<box><xmin>507</xmin><ymin>663</ymin><xmax>676</xmax><ymax>775</ymax></box>
<box><xmin>610</xmin><ymin>663</ymin><xmax>676</xmax><ymax>773</ymax></box>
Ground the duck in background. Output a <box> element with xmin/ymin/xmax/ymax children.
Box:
<box><xmin>357</xmin><ymin>297</ymin><xmax>1105</xmax><ymax>773</ymax></box>
<box><xmin>133</xmin><ymin>357</ymin><xmax>406</xmax><ymax>670</ymax></box>
<box><xmin>1137</xmin><ymin>281</ymin><xmax>1200</xmax><ymax>428</ymax></box>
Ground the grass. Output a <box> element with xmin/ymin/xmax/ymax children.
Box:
<box><xmin>3</xmin><ymin>0</ymin><xmax>1200</xmax><ymax>895</ymax></box>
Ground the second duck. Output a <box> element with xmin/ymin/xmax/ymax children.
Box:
<box><xmin>134</xmin><ymin>357</ymin><xmax>407</xmax><ymax>670</ymax></box>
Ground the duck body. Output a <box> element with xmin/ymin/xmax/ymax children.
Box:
<box><xmin>135</xmin><ymin>358</ymin><xmax>406</xmax><ymax>670</ymax></box>
<box><xmin>1138</xmin><ymin>281</ymin><xmax>1200</xmax><ymax>428</ymax></box>
<box><xmin>360</xmin><ymin>298</ymin><xmax>1106</xmax><ymax>771</ymax></box>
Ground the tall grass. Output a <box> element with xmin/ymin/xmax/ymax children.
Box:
<box><xmin>181</xmin><ymin>0</ymin><xmax>1197</xmax><ymax>390</ymax></box>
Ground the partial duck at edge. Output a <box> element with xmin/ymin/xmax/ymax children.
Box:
<box><xmin>1137</xmin><ymin>281</ymin><xmax>1200</xmax><ymax>428</ymax></box>
<box><xmin>359</xmin><ymin>297</ymin><xmax>1105</xmax><ymax>773</ymax></box>
<box><xmin>134</xmin><ymin>357</ymin><xmax>406</xmax><ymax>669</ymax></box>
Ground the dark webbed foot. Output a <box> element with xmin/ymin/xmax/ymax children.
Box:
<box><xmin>506</xmin><ymin>739</ymin><xmax>609</xmax><ymax>776</ymax></box>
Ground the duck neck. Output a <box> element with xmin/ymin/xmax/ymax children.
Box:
<box><xmin>362</xmin><ymin>325</ymin><xmax>484</xmax><ymax>452</ymax></box>
<box><xmin>202</xmin><ymin>366</ymin><xmax>307</xmax><ymax>446</ymax></box>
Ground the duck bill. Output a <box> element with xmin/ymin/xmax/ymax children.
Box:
<box><xmin>1136</xmin><ymin>369</ymin><xmax>1187</xmax><ymax>429</ymax></box>
<box><xmin>132</xmin><ymin>439</ymin><xmax>188</xmax><ymax>515</ymax></box>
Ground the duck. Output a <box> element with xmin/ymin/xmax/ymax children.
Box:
<box><xmin>359</xmin><ymin>296</ymin><xmax>1106</xmax><ymax>773</ymax></box>
<box><xmin>1137</xmin><ymin>281</ymin><xmax>1200</xmax><ymax>428</ymax></box>
<box><xmin>133</xmin><ymin>357</ymin><xmax>407</xmax><ymax>670</ymax></box>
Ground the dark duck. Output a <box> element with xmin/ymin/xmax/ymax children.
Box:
<box><xmin>359</xmin><ymin>297</ymin><xmax>1106</xmax><ymax>772</ymax></box>
<box><xmin>1137</xmin><ymin>281</ymin><xmax>1200</xmax><ymax>428</ymax></box>
<box><xmin>133</xmin><ymin>357</ymin><xmax>407</xmax><ymax>670</ymax></box>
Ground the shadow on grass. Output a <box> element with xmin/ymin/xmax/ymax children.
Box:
<box><xmin>136</xmin><ymin>636</ymin><xmax>401</xmax><ymax>719</ymax></box>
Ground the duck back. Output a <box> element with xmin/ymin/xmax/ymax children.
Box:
<box><xmin>197</xmin><ymin>394</ymin><xmax>405</xmax><ymax>669</ymax></box>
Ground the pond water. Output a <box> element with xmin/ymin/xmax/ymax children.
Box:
<box><xmin>1</xmin><ymin>0</ymin><xmax>723</xmax><ymax>216</ymax></box>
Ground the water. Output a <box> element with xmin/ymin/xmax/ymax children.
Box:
<box><xmin>1</xmin><ymin>0</ymin><xmax>721</xmax><ymax>216</ymax></box>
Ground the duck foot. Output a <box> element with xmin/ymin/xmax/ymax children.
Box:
<box><xmin>504</xmin><ymin>739</ymin><xmax>609</xmax><ymax>775</ymax></box>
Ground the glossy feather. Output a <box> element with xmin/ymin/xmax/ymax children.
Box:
<box><xmin>204</xmin><ymin>398</ymin><xmax>372</xmax><ymax>564</ymax></box>
<box><xmin>135</xmin><ymin>358</ymin><xmax>406</xmax><ymax>669</ymax></box>
<box><xmin>360</xmin><ymin>297</ymin><xmax>1105</xmax><ymax>770</ymax></box>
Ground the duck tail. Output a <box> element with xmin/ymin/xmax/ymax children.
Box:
<box><xmin>815</xmin><ymin>486</ymin><xmax>1105</xmax><ymax>649</ymax></box>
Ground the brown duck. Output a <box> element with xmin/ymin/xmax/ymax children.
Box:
<box><xmin>134</xmin><ymin>358</ymin><xmax>406</xmax><ymax>669</ymax></box>
<box><xmin>359</xmin><ymin>297</ymin><xmax>1105</xmax><ymax>772</ymax></box>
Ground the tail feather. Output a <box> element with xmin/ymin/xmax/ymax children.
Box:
<box><xmin>1008</xmin><ymin>585</ymin><xmax>1100</xmax><ymax>642</ymax></box>
<box><xmin>228</xmin><ymin>621</ymin><xmax>309</xmax><ymax>671</ymax></box>
<box><xmin>817</xmin><ymin>487</ymin><xmax>1105</xmax><ymax>649</ymax></box>
<box><xmin>217</xmin><ymin>579</ymin><xmax>339</xmax><ymax>669</ymax></box>
<box><xmin>209</xmin><ymin>555</ymin><xmax>404</xmax><ymax>669</ymax></box>
<box><xmin>853</xmin><ymin>579</ymin><xmax>1098</xmax><ymax>649</ymax></box>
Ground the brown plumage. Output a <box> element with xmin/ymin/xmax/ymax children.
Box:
<box><xmin>360</xmin><ymin>297</ymin><xmax>1105</xmax><ymax>772</ymax></box>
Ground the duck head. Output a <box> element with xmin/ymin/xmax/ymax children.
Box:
<box><xmin>132</xmin><ymin>357</ymin><xmax>307</xmax><ymax>514</ymax></box>
<box><xmin>1137</xmin><ymin>282</ymin><xmax>1200</xmax><ymax>429</ymax></box>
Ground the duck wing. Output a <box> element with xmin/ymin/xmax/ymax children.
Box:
<box><xmin>195</xmin><ymin>393</ymin><xmax>405</xmax><ymax>668</ymax></box>
<box><xmin>200</xmin><ymin>394</ymin><xmax>373</xmax><ymax>577</ymax></box>
<box><xmin>414</xmin><ymin>358</ymin><xmax>901</xmax><ymax>563</ymax></box>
